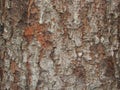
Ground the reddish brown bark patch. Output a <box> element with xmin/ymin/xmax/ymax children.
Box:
<box><xmin>71</xmin><ymin>60</ymin><xmax>86</xmax><ymax>82</ymax></box>
<box><xmin>24</xmin><ymin>23</ymin><xmax>52</xmax><ymax>48</ymax></box>
<box><xmin>104</xmin><ymin>56</ymin><xmax>115</xmax><ymax>78</ymax></box>
<box><xmin>10</xmin><ymin>61</ymin><xmax>17</xmax><ymax>74</ymax></box>
<box><xmin>26</xmin><ymin>62</ymin><xmax>32</xmax><ymax>85</ymax></box>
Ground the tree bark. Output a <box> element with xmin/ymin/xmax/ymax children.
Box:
<box><xmin>0</xmin><ymin>0</ymin><xmax>120</xmax><ymax>90</ymax></box>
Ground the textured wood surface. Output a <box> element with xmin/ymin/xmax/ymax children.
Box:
<box><xmin>0</xmin><ymin>0</ymin><xmax>120</xmax><ymax>90</ymax></box>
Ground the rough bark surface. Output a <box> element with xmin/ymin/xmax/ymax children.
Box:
<box><xmin>0</xmin><ymin>0</ymin><xmax>120</xmax><ymax>90</ymax></box>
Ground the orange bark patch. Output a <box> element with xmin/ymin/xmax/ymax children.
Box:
<box><xmin>24</xmin><ymin>27</ymin><xmax>34</xmax><ymax>36</ymax></box>
<box><xmin>24</xmin><ymin>23</ymin><xmax>46</xmax><ymax>35</ymax></box>
<box><xmin>24</xmin><ymin>0</ymin><xmax>51</xmax><ymax>48</ymax></box>
<box><xmin>24</xmin><ymin>26</ymin><xmax>34</xmax><ymax>42</ymax></box>
<box><xmin>37</xmin><ymin>33</ymin><xmax>51</xmax><ymax>48</ymax></box>
<box><xmin>24</xmin><ymin>23</ymin><xmax>52</xmax><ymax>48</ymax></box>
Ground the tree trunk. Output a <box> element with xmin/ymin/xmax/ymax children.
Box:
<box><xmin>0</xmin><ymin>0</ymin><xmax>120</xmax><ymax>90</ymax></box>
